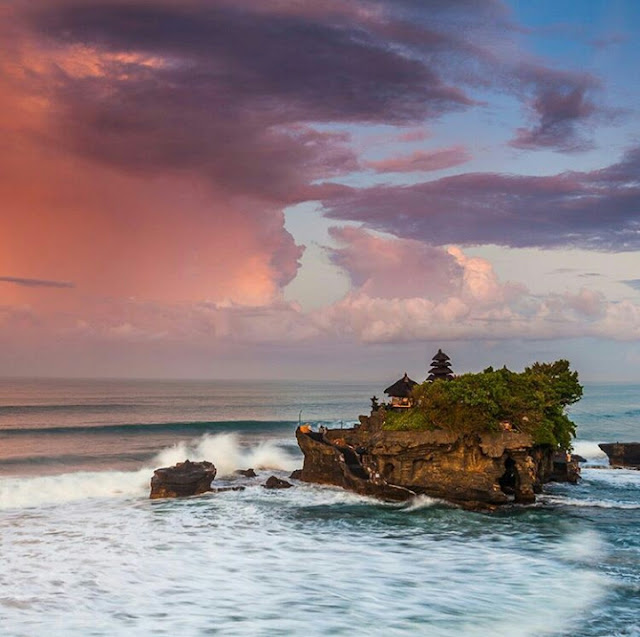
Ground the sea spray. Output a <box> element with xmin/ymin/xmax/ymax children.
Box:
<box><xmin>0</xmin><ymin>433</ymin><xmax>299</xmax><ymax>511</ymax></box>
<box><xmin>151</xmin><ymin>432</ymin><xmax>299</xmax><ymax>476</ymax></box>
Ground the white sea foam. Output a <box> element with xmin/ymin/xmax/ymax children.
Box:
<box><xmin>582</xmin><ymin>467</ymin><xmax>640</xmax><ymax>488</ymax></box>
<box><xmin>0</xmin><ymin>434</ymin><xmax>299</xmax><ymax>511</ymax></box>
<box><xmin>0</xmin><ymin>468</ymin><xmax>150</xmax><ymax>511</ymax></box>
<box><xmin>542</xmin><ymin>494</ymin><xmax>640</xmax><ymax>509</ymax></box>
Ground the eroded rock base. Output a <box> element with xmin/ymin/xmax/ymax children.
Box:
<box><xmin>296</xmin><ymin>411</ymin><xmax>579</xmax><ymax>510</ymax></box>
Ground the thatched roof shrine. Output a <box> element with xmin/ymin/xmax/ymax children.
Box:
<box><xmin>384</xmin><ymin>373</ymin><xmax>418</xmax><ymax>398</ymax></box>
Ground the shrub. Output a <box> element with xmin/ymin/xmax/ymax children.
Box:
<box><xmin>383</xmin><ymin>360</ymin><xmax>582</xmax><ymax>450</ymax></box>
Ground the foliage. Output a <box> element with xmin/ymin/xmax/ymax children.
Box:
<box><xmin>383</xmin><ymin>360</ymin><xmax>582</xmax><ymax>450</ymax></box>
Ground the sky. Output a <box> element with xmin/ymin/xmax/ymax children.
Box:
<box><xmin>1</xmin><ymin>0</ymin><xmax>640</xmax><ymax>382</ymax></box>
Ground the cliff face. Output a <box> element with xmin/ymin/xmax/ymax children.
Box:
<box><xmin>296</xmin><ymin>411</ymin><xmax>570</xmax><ymax>509</ymax></box>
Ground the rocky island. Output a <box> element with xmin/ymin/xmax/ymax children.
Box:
<box><xmin>296</xmin><ymin>353</ymin><xmax>583</xmax><ymax>510</ymax></box>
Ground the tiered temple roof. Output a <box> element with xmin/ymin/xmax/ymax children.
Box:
<box><xmin>427</xmin><ymin>349</ymin><xmax>454</xmax><ymax>381</ymax></box>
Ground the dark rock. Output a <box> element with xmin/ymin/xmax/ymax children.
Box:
<box><xmin>289</xmin><ymin>469</ymin><xmax>303</xmax><ymax>480</ymax></box>
<box><xmin>263</xmin><ymin>476</ymin><xmax>293</xmax><ymax>489</ymax></box>
<box><xmin>599</xmin><ymin>443</ymin><xmax>640</xmax><ymax>469</ymax></box>
<box><xmin>571</xmin><ymin>454</ymin><xmax>587</xmax><ymax>463</ymax></box>
<box><xmin>235</xmin><ymin>468</ymin><xmax>257</xmax><ymax>478</ymax></box>
<box><xmin>150</xmin><ymin>459</ymin><xmax>216</xmax><ymax>499</ymax></box>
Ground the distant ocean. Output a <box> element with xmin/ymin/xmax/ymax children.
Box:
<box><xmin>1</xmin><ymin>379</ymin><xmax>639</xmax><ymax>636</ymax></box>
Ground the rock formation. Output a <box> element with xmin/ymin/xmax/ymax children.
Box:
<box><xmin>150</xmin><ymin>459</ymin><xmax>217</xmax><ymax>499</ymax></box>
<box><xmin>295</xmin><ymin>411</ymin><xmax>578</xmax><ymax>509</ymax></box>
<box><xmin>599</xmin><ymin>443</ymin><xmax>640</xmax><ymax>469</ymax></box>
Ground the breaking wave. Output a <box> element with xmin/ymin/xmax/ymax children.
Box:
<box><xmin>0</xmin><ymin>433</ymin><xmax>299</xmax><ymax>511</ymax></box>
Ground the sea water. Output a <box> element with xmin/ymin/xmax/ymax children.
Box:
<box><xmin>0</xmin><ymin>379</ymin><xmax>638</xmax><ymax>636</ymax></box>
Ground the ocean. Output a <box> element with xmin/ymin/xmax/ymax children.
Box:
<box><xmin>0</xmin><ymin>379</ymin><xmax>638</xmax><ymax>636</ymax></box>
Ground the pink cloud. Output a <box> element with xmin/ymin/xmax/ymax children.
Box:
<box><xmin>366</xmin><ymin>146</ymin><xmax>471</xmax><ymax>173</ymax></box>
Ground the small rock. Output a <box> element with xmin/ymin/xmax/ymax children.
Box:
<box><xmin>235</xmin><ymin>468</ymin><xmax>257</xmax><ymax>478</ymax></box>
<box><xmin>150</xmin><ymin>459</ymin><xmax>217</xmax><ymax>499</ymax></box>
<box><xmin>289</xmin><ymin>469</ymin><xmax>303</xmax><ymax>480</ymax></box>
<box><xmin>263</xmin><ymin>475</ymin><xmax>293</xmax><ymax>489</ymax></box>
<box><xmin>571</xmin><ymin>454</ymin><xmax>587</xmax><ymax>463</ymax></box>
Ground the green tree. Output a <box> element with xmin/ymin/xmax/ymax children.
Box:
<box><xmin>384</xmin><ymin>359</ymin><xmax>582</xmax><ymax>450</ymax></box>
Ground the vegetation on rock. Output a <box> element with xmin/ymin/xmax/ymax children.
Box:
<box><xmin>383</xmin><ymin>360</ymin><xmax>582</xmax><ymax>449</ymax></box>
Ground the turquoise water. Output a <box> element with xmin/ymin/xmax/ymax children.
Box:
<box><xmin>0</xmin><ymin>380</ymin><xmax>639</xmax><ymax>636</ymax></box>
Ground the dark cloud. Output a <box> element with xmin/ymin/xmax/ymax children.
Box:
<box><xmin>10</xmin><ymin>0</ymin><xmax>606</xmax><ymax>203</ymax></box>
<box><xmin>323</xmin><ymin>146</ymin><xmax>640</xmax><ymax>251</ymax></box>
<box><xmin>622</xmin><ymin>280</ymin><xmax>640</xmax><ymax>291</ymax></box>
<box><xmin>0</xmin><ymin>276</ymin><xmax>75</xmax><ymax>289</ymax></box>
<box><xmin>19</xmin><ymin>0</ymin><xmax>475</xmax><ymax>202</ymax></box>
<box><xmin>510</xmin><ymin>65</ymin><xmax>599</xmax><ymax>152</ymax></box>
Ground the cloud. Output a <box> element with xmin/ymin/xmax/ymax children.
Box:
<box><xmin>0</xmin><ymin>0</ymin><xmax>631</xmax><ymax>377</ymax></box>
<box><xmin>366</xmin><ymin>146</ymin><xmax>471</xmax><ymax>173</ymax></box>
<box><xmin>510</xmin><ymin>65</ymin><xmax>599</xmax><ymax>151</ymax></box>
<box><xmin>327</xmin><ymin>227</ymin><xmax>465</xmax><ymax>301</ymax></box>
<box><xmin>314</xmin><ymin>229</ymin><xmax>640</xmax><ymax>344</ymax></box>
<box><xmin>0</xmin><ymin>276</ymin><xmax>74</xmax><ymax>289</ymax></box>
<box><xmin>590</xmin><ymin>32</ymin><xmax>628</xmax><ymax>49</ymax></box>
<box><xmin>323</xmin><ymin>146</ymin><xmax>640</xmax><ymax>251</ymax></box>
<box><xmin>622</xmin><ymin>279</ymin><xmax>640</xmax><ymax>292</ymax></box>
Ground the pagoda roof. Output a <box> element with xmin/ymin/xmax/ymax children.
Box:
<box><xmin>432</xmin><ymin>349</ymin><xmax>450</xmax><ymax>362</ymax></box>
<box><xmin>384</xmin><ymin>373</ymin><xmax>418</xmax><ymax>398</ymax></box>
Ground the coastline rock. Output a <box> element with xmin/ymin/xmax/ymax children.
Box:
<box><xmin>289</xmin><ymin>469</ymin><xmax>303</xmax><ymax>480</ymax></box>
<box><xmin>235</xmin><ymin>468</ymin><xmax>258</xmax><ymax>478</ymax></box>
<box><xmin>263</xmin><ymin>476</ymin><xmax>293</xmax><ymax>489</ymax></box>
<box><xmin>548</xmin><ymin>452</ymin><xmax>580</xmax><ymax>484</ymax></box>
<box><xmin>599</xmin><ymin>443</ymin><xmax>640</xmax><ymax>469</ymax></box>
<box><xmin>212</xmin><ymin>486</ymin><xmax>246</xmax><ymax>493</ymax></box>
<box><xmin>296</xmin><ymin>416</ymin><xmax>567</xmax><ymax>509</ymax></box>
<box><xmin>150</xmin><ymin>459</ymin><xmax>217</xmax><ymax>499</ymax></box>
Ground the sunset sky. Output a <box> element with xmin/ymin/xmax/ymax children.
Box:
<box><xmin>2</xmin><ymin>0</ymin><xmax>640</xmax><ymax>381</ymax></box>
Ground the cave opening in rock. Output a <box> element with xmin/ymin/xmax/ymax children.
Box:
<box><xmin>499</xmin><ymin>456</ymin><xmax>519</xmax><ymax>495</ymax></box>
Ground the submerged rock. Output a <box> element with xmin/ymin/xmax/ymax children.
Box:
<box><xmin>599</xmin><ymin>443</ymin><xmax>640</xmax><ymax>469</ymax></box>
<box><xmin>150</xmin><ymin>460</ymin><xmax>217</xmax><ymax>499</ymax></box>
<box><xmin>289</xmin><ymin>469</ymin><xmax>303</xmax><ymax>480</ymax></box>
<box><xmin>295</xmin><ymin>411</ymin><xmax>570</xmax><ymax>509</ymax></box>
<box><xmin>263</xmin><ymin>476</ymin><xmax>293</xmax><ymax>489</ymax></box>
<box><xmin>235</xmin><ymin>468</ymin><xmax>258</xmax><ymax>478</ymax></box>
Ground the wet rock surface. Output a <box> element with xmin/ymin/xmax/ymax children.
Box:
<box><xmin>150</xmin><ymin>460</ymin><xmax>217</xmax><ymax>499</ymax></box>
<box><xmin>235</xmin><ymin>468</ymin><xmax>258</xmax><ymax>478</ymax></box>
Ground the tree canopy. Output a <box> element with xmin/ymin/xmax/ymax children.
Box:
<box><xmin>383</xmin><ymin>360</ymin><xmax>582</xmax><ymax>450</ymax></box>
